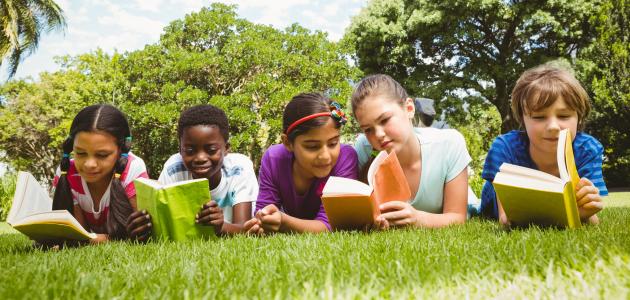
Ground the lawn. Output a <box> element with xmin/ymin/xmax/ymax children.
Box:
<box><xmin>1</xmin><ymin>193</ymin><xmax>629</xmax><ymax>299</ymax></box>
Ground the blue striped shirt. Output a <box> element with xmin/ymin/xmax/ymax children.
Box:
<box><xmin>480</xmin><ymin>130</ymin><xmax>608</xmax><ymax>219</ymax></box>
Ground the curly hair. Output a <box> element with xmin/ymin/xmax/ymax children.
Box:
<box><xmin>178</xmin><ymin>104</ymin><xmax>229</xmax><ymax>142</ymax></box>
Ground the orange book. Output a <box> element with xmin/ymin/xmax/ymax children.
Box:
<box><xmin>321</xmin><ymin>150</ymin><xmax>411</xmax><ymax>230</ymax></box>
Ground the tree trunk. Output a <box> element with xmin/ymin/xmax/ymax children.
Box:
<box><xmin>495</xmin><ymin>78</ymin><xmax>519</xmax><ymax>133</ymax></box>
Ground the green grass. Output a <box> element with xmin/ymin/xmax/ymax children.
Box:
<box><xmin>1</xmin><ymin>193</ymin><xmax>629</xmax><ymax>299</ymax></box>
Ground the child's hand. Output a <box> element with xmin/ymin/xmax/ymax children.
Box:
<box><xmin>89</xmin><ymin>234</ymin><xmax>109</xmax><ymax>244</ymax></box>
<box><xmin>243</xmin><ymin>218</ymin><xmax>264</xmax><ymax>235</ymax></box>
<box><xmin>255</xmin><ymin>204</ymin><xmax>282</xmax><ymax>233</ymax></box>
<box><xmin>372</xmin><ymin>215</ymin><xmax>390</xmax><ymax>231</ymax></box>
<box><xmin>196</xmin><ymin>201</ymin><xmax>224</xmax><ymax>233</ymax></box>
<box><xmin>379</xmin><ymin>201</ymin><xmax>420</xmax><ymax>227</ymax></box>
<box><xmin>576</xmin><ymin>178</ymin><xmax>603</xmax><ymax>221</ymax></box>
<box><xmin>126</xmin><ymin>210</ymin><xmax>152</xmax><ymax>242</ymax></box>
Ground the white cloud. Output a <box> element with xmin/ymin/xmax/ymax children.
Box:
<box><xmin>3</xmin><ymin>0</ymin><xmax>370</xmax><ymax>80</ymax></box>
<box><xmin>97</xmin><ymin>1</ymin><xmax>165</xmax><ymax>37</ymax></box>
<box><xmin>134</xmin><ymin>0</ymin><xmax>163</xmax><ymax>12</ymax></box>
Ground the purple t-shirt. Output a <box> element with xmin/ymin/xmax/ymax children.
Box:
<box><xmin>255</xmin><ymin>144</ymin><xmax>359</xmax><ymax>230</ymax></box>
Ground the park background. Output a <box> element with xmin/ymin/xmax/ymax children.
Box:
<box><xmin>0</xmin><ymin>1</ymin><xmax>629</xmax><ymax>298</ymax></box>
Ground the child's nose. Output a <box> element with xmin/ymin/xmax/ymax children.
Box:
<box><xmin>317</xmin><ymin>148</ymin><xmax>332</xmax><ymax>162</ymax></box>
<box><xmin>547</xmin><ymin>117</ymin><xmax>561</xmax><ymax>132</ymax></box>
<box><xmin>84</xmin><ymin>157</ymin><xmax>98</xmax><ymax>168</ymax></box>
<box><xmin>374</xmin><ymin>126</ymin><xmax>386</xmax><ymax>140</ymax></box>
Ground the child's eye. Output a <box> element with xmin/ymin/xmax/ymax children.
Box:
<box><xmin>184</xmin><ymin>148</ymin><xmax>194</xmax><ymax>155</ymax></box>
<box><xmin>74</xmin><ymin>152</ymin><xmax>86</xmax><ymax>157</ymax></box>
<box><xmin>559</xmin><ymin>115</ymin><xmax>571</xmax><ymax>119</ymax></box>
<box><xmin>531</xmin><ymin>116</ymin><xmax>545</xmax><ymax>120</ymax></box>
<box><xmin>328</xmin><ymin>141</ymin><xmax>339</xmax><ymax>148</ymax></box>
<box><xmin>381</xmin><ymin>117</ymin><xmax>391</xmax><ymax>125</ymax></box>
<box><xmin>363</xmin><ymin>128</ymin><xmax>373</xmax><ymax>134</ymax></box>
<box><xmin>96</xmin><ymin>153</ymin><xmax>110</xmax><ymax>159</ymax></box>
<box><xmin>206</xmin><ymin>148</ymin><xmax>219</xmax><ymax>155</ymax></box>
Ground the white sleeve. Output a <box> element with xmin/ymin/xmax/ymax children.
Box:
<box><xmin>230</xmin><ymin>156</ymin><xmax>258</xmax><ymax>206</ymax></box>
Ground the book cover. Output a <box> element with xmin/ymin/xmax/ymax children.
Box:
<box><xmin>321</xmin><ymin>150</ymin><xmax>412</xmax><ymax>230</ymax></box>
<box><xmin>7</xmin><ymin>172</ymin><xmax>96</xmax><ymax>241</ymax></box>
<box><xmin>134</xmin><ymin>178</ymin><xmax>217</xmax><ymax>241</ymax></box>
<box><xmin>492</xmin><ymin>129</ymin><xmax>581</xmax><ymax>228</ymax></box>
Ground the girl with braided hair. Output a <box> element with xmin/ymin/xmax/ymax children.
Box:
<box><xmin>52</xmin><ymin>104</ymin><xmax>148</xmax><ymax>243</ymax></box>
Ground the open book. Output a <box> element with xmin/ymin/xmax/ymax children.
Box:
<box><xmin>135</xmin><ymin>178</ymin><xmax>216</xmax><ymax>241</ymax></box>
<box><xmin>321</xmin><ymin>150</ymin><xmax>411</xmax><ymax>230</ymax></box>
<box><xmin>492</xmin><ymin>128</ymin><xmax>582</xmax><ymax>228</ymax></box>
<box><xmin>7</xmin><ymin>172</ymin><xmax>96</xmax><ymax>241</ymax></box>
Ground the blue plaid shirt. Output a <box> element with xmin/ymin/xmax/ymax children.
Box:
<box><xmin>480</xmin><ymin>130</ymin><xmax>608</xmax><ymax>219</ymax></box>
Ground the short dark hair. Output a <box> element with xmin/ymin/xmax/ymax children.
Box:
<box><xmin>178</xmin><ymin>104</ymin><xmax>229</xmax><ymax>142</ymax></box>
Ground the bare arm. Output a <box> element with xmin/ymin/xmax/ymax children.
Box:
<box><xmin>219</xmin><ymin>202</ymin><xmax>253</xmax><ymax>234</ymax></box>
<box><xmin>379</xmin><ymin>168</ymin><xmax>468</xmax><ymax>228</ymax></box>
<box><xmin>414</xmin><ymin>167</ymin><xmax>468</xmax><ymax>227</ymax></box>
<box><xmin>255</xmin><ymin>204</ymin><xmax>329</xmax><ymax>234</ymax></box>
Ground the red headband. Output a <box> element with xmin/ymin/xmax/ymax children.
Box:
<box><xmin>285</xmin><ymin>112</ymin><xmax>331</xmax><ymax>135</ymax></box>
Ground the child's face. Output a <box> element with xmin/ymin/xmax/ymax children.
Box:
<box><xmin>180</xmin><ymin>125</ymin><xmax>227</xmax><ymax>181</ymax></box>
<box><xmin>73</xmin><ymin>131</ymin><xmax>121</xmax><ymax>185</ymax></box>
<box><xmin>284</xmin><ymin>118</ymin><xmax>341</xmax><ymax>179</ymax></box>
<box><xmin>354</xmin><ymin>96</ymin><xmax>415</xmax><ymax>154</ymax></box>
<box><xmin>523</xmin><ymin>96</ymin><xmax>578</xmax><ymax>156</ymax></box>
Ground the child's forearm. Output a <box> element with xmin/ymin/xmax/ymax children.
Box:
<box><xmin>279</xmin><ymin>213</ymin><xmax>329</xmax><ymax>233</ymax></box>
<box><xmin>414</xmin><ymin>210</ymin><xmax>466</xmax><ymax>228</ymax></box>
<box><xmin>219</xmin><ymin>222</ymin><xmax>246</xmax><ymax>234</ymax></box>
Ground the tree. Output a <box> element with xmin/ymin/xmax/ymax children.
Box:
<box><xmin>0</xmin><ymin>0</ymin><xmax>66</xmax><ymax>78</ymax></box>
<box><xmin>577</xmin><ymin>0</ymin><xmax>629</xmax><ymax>187</ymax></box>
<box><xmin>0</xmin><ymin>4</ymin><xmax>360</xmax><ymax>182</ymax></box>
<box><xmin>344</xmin><ymin>0</ymin><xmax>600</xmax><ymax>132</ymax></box>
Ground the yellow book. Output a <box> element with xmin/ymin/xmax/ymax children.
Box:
<box><xmin>321</xmin><ymin>150</ymin><xmax>411</xmax><ymax>230</ymax></box>
<box><xmin>492</xmin><ymin>128</ymin><xmax>582</xmax><ymax>228</ymax></box>
<box><xmin>7</xmin><ymin>172</ymin><xmax>96</xmax><ymax>241</ymax></box>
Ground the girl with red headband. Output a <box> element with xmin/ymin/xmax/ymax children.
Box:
<box><xmin>244</xmin><ymin>93</ymin><xmax>358</xmax><ymax>234</ymax></box>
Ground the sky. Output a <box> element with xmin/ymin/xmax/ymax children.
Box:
<box><xmin>2</xmin><ymin>0</ymin><xmax>368</xmax><ymax>81</ymax></box>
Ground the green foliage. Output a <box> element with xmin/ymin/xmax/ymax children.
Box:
<box><xmin>0</xmin><ymin>3</ymin><xmax>360</xmax><ymax>180</ymax></box>
<box><xmin>0</xmin><ymin>172</ymin><xmax>16</xmax><ymax>221</ymax></box>
<box><xmin>0</xmin><ymin>193</ymin><xmax>629</xmax><ymax>298</ymax></box>
<box><xmin>0</xmin><ymin>0</ymin><xmax>66</xmax><ymax>78</ymax></box>
<box><xmin>576</xmin><ymin>0</ymin><xmax>630</xmax><ymax>187</ymax></box>
<box><xmin>344</xmin><ymin>0</ymin><xmax>601</xmax><ymax>132</ymax></box>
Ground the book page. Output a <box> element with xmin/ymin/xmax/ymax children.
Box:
<box><xmin>322</xmin><ymin>176</ymin><xmax>372</xmax><ymax>196</ymax></box>
<box><xmin>7</xmin><ymin>172</ymin><xmax>52</xmax><ymax>224</ymax></box>
<box><xmin>367</xmin><ymin>151</ymin><xmax>412</xmax><ymax>204</ymax></box>
<box><xmin>498</xmin><ymin>163</ymin><xmax>564</xmax><ymax>184</ymax></box>
<box><xmin>494</xmin><ymin>171</ymin><xmax>564</xmax><ymax>193</ymax></box>
<box><xmin>557</xmin><ymin>129</ymin><xmax>580</xmax><ymax>191</ymax></box>
<box><xmin>11</xmin><ymin>210</ymin><xmax>96</xmax><ymax>240</ymax></box>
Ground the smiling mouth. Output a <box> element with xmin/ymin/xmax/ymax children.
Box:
<box><xmin>380</xmin><ymin>141</ymin><xmax>392</xmax><ymax>148</ymax></box>
<box><xmin>192</xmin><ymin>166</ymin><xmax>211</xmax><ymax>173</ymax></box>
<box><xmin>314</xmin><ymin>164</ymin><xmax>331</xmax><ymax>169</ymax></box>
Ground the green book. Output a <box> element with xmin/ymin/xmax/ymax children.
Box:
<box><xmin>135</xmin><ymin>178</ymin><xmax>217</xmax><ymax>241</ymax></box>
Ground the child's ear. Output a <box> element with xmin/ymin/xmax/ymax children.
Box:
<box><xmin>404</xmin><ymin>97</ymin><xmax>415</xmax><ymax>120</ymax></box>
<box><xmin>224</xmin><ymin>142</ymin><xmax>230</xmax><ymax>153</ymax></box>
<box><xmin>281</xmin><ymin>134</ymin><xmax>293</xmax><ymax>152</ymax></box>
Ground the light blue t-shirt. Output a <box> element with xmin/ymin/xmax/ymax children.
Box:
<box><xmin>354</xmin><ymin>127</ymin><xmax>472</xmax><ymax>213</ymax></box>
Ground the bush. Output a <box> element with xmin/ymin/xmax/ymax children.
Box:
<box><xmin>0</xmin><ymin>172</ymin><xmax>16</xmax><ymax>221</ymax></box>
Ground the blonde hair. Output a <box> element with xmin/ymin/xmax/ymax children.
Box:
<box><xmin>351</xmin><ymin>74</ymin><xmax>408</xmax><ymax>115</ymax></box>
<box><xmin>511</xmin><ymin>64</ymin><xmax>591</xmax><ymax>129</ymax></box>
